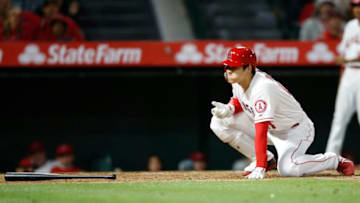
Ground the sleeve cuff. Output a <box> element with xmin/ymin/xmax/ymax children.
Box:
<box><xmin>255</xmin><ymin>118</ymin><xmax>274</xmax><ymax>123</ymax></box>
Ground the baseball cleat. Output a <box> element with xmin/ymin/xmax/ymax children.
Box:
<box><xmin>242</xmin><ymin>158</ymin><xmax>277</xmax><ymax>176</ymax></box>
<box><xmin>337</xmin><ymin>156</ymin><xmax>355</xmax><ymax>176</ymax></box>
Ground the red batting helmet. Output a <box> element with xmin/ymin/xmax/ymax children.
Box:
<box><xmin>352</xmin><ymin>0</ymin><xmax>360</xmax><ymax>5</ymax></box>
<box><xmin>28</xmin><ymin>141</ymin><xmax>45</xmax><ymax>154</ymax></box>
<box><xmin>190</xmin><ymin>152</ymin><xmax>206</xmax><ymax>161</ymax></box>
<box><xmin>56</xmin><ymin>144</ymin><xmax>73</xmax><ymax>156</ymax></box>
<box><xmin>19</xmin><ymin>157</ymin><xmax>32</xmax><ymax>168</ymax></box>
<box><xmin>222</xmin><ymin>46</ymin><xmax>257</xmax><ymax>67</ymax></box>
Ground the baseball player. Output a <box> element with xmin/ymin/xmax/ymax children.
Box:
<box><xmin>326</xmin><ymin>0</ymin><xmax>360</xmax><ymax>154</ymax></box>
<box><xmin>210</xmin><ymin>46</ymin><xmax>355</xmax><ymax>179</ymax></box>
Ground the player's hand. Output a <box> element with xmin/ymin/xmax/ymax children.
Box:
<box><xmin>211</xmin><ymin>101</ymin><xmax>234</xmax><ymax>119</ymax></box>
<box><xmin>335</xmin><ymin>56</ymin><xmax>346</xmax><ymax>65</ymax></box>
<box><xmin>247</xmin><ymin>167</ymin><xmax>266</xmax><ymax>179</ymax></box>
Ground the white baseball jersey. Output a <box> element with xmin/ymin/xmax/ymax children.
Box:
<box><xmin>338</xmin><ymin>18</ymin><xmax>360</xmax><ymax>66</ymax></box>
<box><xmin>326</xmin><ymin>18</ymin><xmax>360</xmax><ymax>154</ymax></box>
<box><xmin>212</xmin><ymin>69</ymin><xmax>339</xmax><ymax>177</ymax></box>
<box><xmin>232</xmin><ymin>70</ymin><xmax>305</xmax><ymax>132</ymax></box>
<box><xmin>35</xmin><ymin>160</ymin><xmax>61</xmax><ymax>173</ymax></box>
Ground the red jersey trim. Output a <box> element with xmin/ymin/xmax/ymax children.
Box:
<box><xmin>255</xmin><ymin>118</ymin><xmax>274</xmax><ymax>123</ymax></box>
<box><xmin>229</xmin><ymin>97</ymin><xmax>243</xmax><ymax>114</ymax></box>
<box><xmin>255</xmin><ymin>121</ymin><xmax>270</xmax><ymax>168</ymax></box>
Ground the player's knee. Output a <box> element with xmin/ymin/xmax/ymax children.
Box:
<box><xmin>278</xmin><ymin>163</ymin><xmax>302</xmax><ymax>177</ymax></box>
<box><xmin>210</xmin><ymin>116</ymin><xmax>226</xmax><ymax>134</ymax></box>
<box><xmin>210</xmin><ymin>116</ymin><xmax>219</xmax><ymax>131</ymax></box>
<box><xmin>210</xmin><ymin>116</ymin><xmax>233</xmax><ymax>143</ymax></box>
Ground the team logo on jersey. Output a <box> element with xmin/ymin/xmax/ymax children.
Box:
<box><xmin>255</xmin><ymin>100</ymin><xmax>267</xmax><ymax>113</ymax></box>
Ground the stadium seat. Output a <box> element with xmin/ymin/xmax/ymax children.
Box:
<box><xmin>78</xmin><ymin>0</ymin><xmax>160</xmax><ymax>40</ymax></box>
<box><xmin>187</xmin><ymin>0</ymin><xmax>281</xmax><ymax>40</ymax></box>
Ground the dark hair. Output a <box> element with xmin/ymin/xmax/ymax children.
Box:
<box><xmin>43</xmin><ymin>0</ymin><xmax>60</xmax><ymax>7</ymax></box>
<box><xmin>313</xmin><ymin>1</ymin><xmax>335</xmax><ymax>17</ymax></box>
<box><xmin>51</xmin><ymin>19</ymin><xmax>67</xmax><ymax>28</ymax></box>
<box><xmin>243</xmin><ymin>64</ymin><xmax>256</xmax><ymax>75</ymax></box>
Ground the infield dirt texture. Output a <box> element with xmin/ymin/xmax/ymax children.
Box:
<box><xmin>1</xmin><ymin>170</ymin><xmax>359</xmax><ymax>203</ymax></box>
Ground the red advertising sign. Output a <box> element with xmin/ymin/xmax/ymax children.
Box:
<box><xmin>0</xmin><ymin>40</ymin><xmax>340</xmax><ymax>68</ymax></box>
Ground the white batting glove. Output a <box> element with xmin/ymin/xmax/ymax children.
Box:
<box><xmin>247</xmin><ymin>167</ymin><xmax>266</xmax><ymax>179</ymax></box>
<box><xmin>211</xmin><ymin>101</ymin><xmax>234</xmax><ymax>119</ymax></box>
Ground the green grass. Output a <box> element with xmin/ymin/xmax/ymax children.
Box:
<box><xmin>0</xmin><ymin>179</ymin><xmax>359</xmax><ymax>203</ymax></box>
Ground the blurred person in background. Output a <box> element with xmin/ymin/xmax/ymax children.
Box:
<box><xmin>38</xmin><ymin>14</ymin><xmax>84</xmax><ymax>41</ymax></box>
<box><xmin>38</xmin><ymin>15</ymin><xmax>84</xmax><ymax>41</ymax></box>
<box><xmin>16</xmin><ymin>157</ymin><xmax>34</xmax><ymax>172</ymax></box>
<box><xmin>326</xmin><ymin>0</ymin><xmax>360</xmax><ymax>155</ymax></box>
<box><xmin>36</xmin><ymin>0</ymin><xmax>61</xmax><ymax>18</ymax></box>
<box><xmin>62</xmin><ymin>0</ymin><xmax>81</xmax><ymax>23</ymax></box>
<box><xmin>0</xmin><ymin>0</ymin><xmax>11</xmax><ymax>20</ymax></box>
<box><xmin>147</xmin><ymin>155</ymin><xmax>163</xmax><ymax>171</ymax></box>
<box><xmin>178</xmin><ymin>159</ymin><xmax>194</xmax><ymax>170</ymax></box>
<box><xmin>334</xmin><ymin>0</ymin><xmax>352</xmax><ymax>17</ymax></box>
<box><xmin>321</xmin><ymin>11</ymin><xmax>344</xmax><ymax>40</ymax></box>
<box><xmin>178</xmin><ymin>152</ymin><xmax>207</xmax><ymax>170</ymax></box>
<box><xmin>28</xmin><ymin>141</ymin><xmax>46</xmax><ymax>169</ymax></box>
<box><xmin>0</xmin><ymin>7</ymin><xmax>41</xmax><ymax>41</ymax></box>
<box><xmin>37</xmin><ymin>0</ymin><xmax>81</xmax><ymax>23</ymax></box>
<box><xmin>300</xmin><ymin>0</ymin><xmax>337</xmax><ymax>40</ymax></box>
<box><xmin>50</xmin><ymin>144</ymin><xmax>81</xmax><ymax>173</ymax></box>
<box><xmin>190</xmin><ymin>152</ymin><xmax>207</xmax><ymax>171</ymax></box>
<box><xmin>37</xmin><ymin>0</ymin><xmax>84</xmax><ymax>41</ymax></box>
<box><xmin>28</xmin><ymin>141</ymin><xmax>61</xmax><ymax>173</ymax></box>
<box><xmin>232</xmin><ymin>158</ymin><xmax>250</xmax><ymax>171</ymax></box>
<box><xmin>298</xmin><ymin>0</ymin><xmax>316</xmax><ymax>25</ymax></box>
<box><xmin>299</xmin><ymin>0</ymin><xmax>351</xmax><ymax>24</ymax></box>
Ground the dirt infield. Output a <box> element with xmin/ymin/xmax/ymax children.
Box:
<box><xmin>1</xmin><ymin>170</ymin><xmax>359</xmax><ymax>184</ymax></box>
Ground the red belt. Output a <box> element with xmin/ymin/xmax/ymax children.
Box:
<box><xmin>349</xmin><ymin>66</ymin><xmax>360</xmax><ymax>69</ymax></box>
<box><xmin>291</xmin><ymin>123</ymin><xmax>299</xmax><ymax>128</ymax></box>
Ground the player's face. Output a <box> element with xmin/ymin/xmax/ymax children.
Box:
<box><xmin>353</xmin><ymin>5</ymin><xmax>360</xmax><ymax>19</ymax></box>
<box><xmin>147</xmin><ymin>156</ymin><xmax>162</xmax><ymax>171</ymax></box>
<box><xmin>224</xmin><ymin>65</ymin><xmax>252</xmax><ymax>84</ymax></box>
<box><xmin>30</xmin><ymin>151</ymin><xmax>46</xmax><ymax>167</ymax></box>
<box><xmin>318</xmin><ymin>3</ymin><xmax>333</xmax><ymax>19</ymax></box>
<box><xmin>58</xmin><ymin>154</ymin><xmax>74</xmax><ymax>167</ymax></box>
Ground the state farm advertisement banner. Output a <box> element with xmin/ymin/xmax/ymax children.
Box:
<box><xmin>0</xmin><ymin>41</ymin><xmax>340</xmax><ymax>68</ymax></box>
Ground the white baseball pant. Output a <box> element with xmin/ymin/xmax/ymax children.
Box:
<box><xmin>211</xmin><ymin>113</ymin><xmax>339</xmax><ymax>176</ymax></box>
<box><xmin>210</xmin><ymin>113</ymin><xmax>274</xmax><ymax>162</ymax></box>
<box><xmin>326</xmin><ymin>67</ymin><xmax>360</xmax><ymax>154</ymax></box>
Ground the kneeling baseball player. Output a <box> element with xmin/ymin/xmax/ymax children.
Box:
<box><xmin>210</xmin><ymin>47</ymin><xmax>355</xmax><ymax>179</ymax></box>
